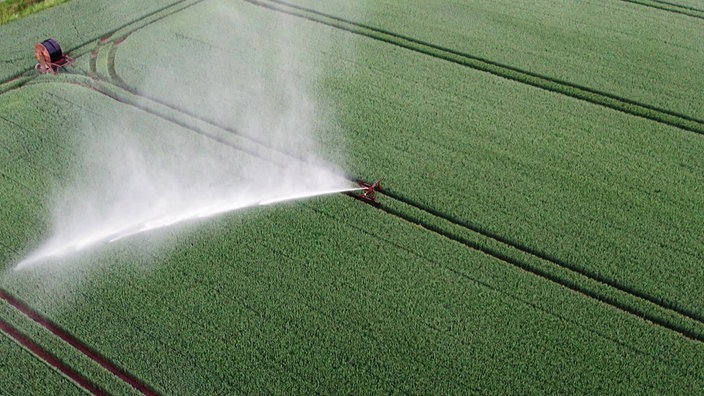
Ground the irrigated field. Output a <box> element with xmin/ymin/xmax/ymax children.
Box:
<box><xmin>1</xmin><ymin>0</ymin><xmax>703</xmax><ymax>394</ymax></box>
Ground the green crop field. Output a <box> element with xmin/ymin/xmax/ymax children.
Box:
<box><xmin>1</xmin><ymin>0</ymin><xmax>703</xmax><ymax>394</ymax></box>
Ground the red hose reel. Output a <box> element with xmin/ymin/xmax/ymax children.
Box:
<box><xmin>34</xmin><ymin>38</ymin><xmax>74</xmax><ymax>74</ymax></box>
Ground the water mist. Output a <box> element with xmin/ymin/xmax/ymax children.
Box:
<box><xmin>16</xmin><ymin>1</ymin><xmax>355</xmax><ymax>269</ymax></box>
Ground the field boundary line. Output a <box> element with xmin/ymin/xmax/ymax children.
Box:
<box><xmin>367</xmin><ymin>191</ymin><xmax>704</xmax><ymax>343</ymax></box>
<box><xmin>86</xmin><ymin>77</ymin><xmax>290</xmax><ymax>167</ymax></box>
<box><xmin>245</xmin><ymin>0</ymin><xmax>704</xmax><ymax>136</ymax></box>
<box><xmin>103</xmin><ymin>35</ymin><xmax>294</xmax><ymax>158</ymax></box>
<box><xmin>621</xmin><ymin>0</ymin><xmax>704</xmax><ymax>18</ymax></box>
<box><xmin>0</xmin><ymin>319</ymin><xmax>107</xmax><ymax>395</ymax></box>
<box><xmin>0</xmin><ymin>288</ymin><xmax>159</xmax><ymax>395</ymax></box>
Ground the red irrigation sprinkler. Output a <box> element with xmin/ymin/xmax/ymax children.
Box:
<box><xmin>349</xmin><ymin>179</ymin><xmax>381</xmax><ymax>206</ymax></box>
<box><xmin>34</xmin><ymin>38</ymin><xmax>74</xmax><ymax>74</ymax></box>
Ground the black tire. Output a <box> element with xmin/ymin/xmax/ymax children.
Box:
<box><xmin>41</xmin><ymin>38</ymin><xmax>63</xmax><ymax>63</ymax></box>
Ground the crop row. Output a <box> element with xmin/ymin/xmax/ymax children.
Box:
<box><xmin>97</xmin><ymin>30</ymin><xmax>704</xmax><ymax>341</ymax></box>
<box><xmin>279</xmin><ymin>0</ymin><xmax>704</xmax><ymax>121</ymax></box>
<box><xmin>7</xmin><ymin>194</ymin><xmax>704</xmax><ymax>393</ymax></box>
<box><xmin>2</xmin><ymin>81</ymin><xmax>703</xmax><ymax>392</ymax></box>
<box><xmin>1</xmin><ymin>292</ymin><xmax>143</xmax><ymax>395</ymax></box>
<box><xmin>0</xmin><ymin>322</ymin><xmax>83</xmax><ymax>395</ymax></box>
<box><xmin>110</xmin><ymin>2</ymin><xmax>704</xmax><ymax>322</ymax></box>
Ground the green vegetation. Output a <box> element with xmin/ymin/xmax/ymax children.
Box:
<box><xmin>0</xmin><ymin>0</ymin><xmax>186</xmax><ymax>83</ymax></box>
<box><xmin>286</xmin><ymin>0</ymin><xmax>704</xmax><ymax>120</ymax></box>
<box><xmin>1</xmin><ymin>0</ymin><xmax>703</xmax><ymax>394</ymax></box>
<box><xmin>0</xmin><ymin>0</ymin><xmax>72</xmax><ymax>26</ymax></box>
<box><xmin>1</xmin><ymin>299</ymin><xmax>140</xmax><ymax>395</ymax></box>
<box><xmin>116</xmin><ymin>0</ymin><xmax>704</xmax><ymax>323</ymax></box>
<box><xmin>0</xmin><ymin>326</ymin><xmax>83</xmax><ymax>395</ymax></box>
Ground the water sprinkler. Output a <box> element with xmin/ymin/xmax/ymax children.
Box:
<box><xmin>34</xmin><ymin>38</ymin><xmax>74</xmax><ymax>74</ymax></box>
<box><xmin>348</xmin><ymin>179</ymin><xmax>381</xmax><ymax>206</ymax></box>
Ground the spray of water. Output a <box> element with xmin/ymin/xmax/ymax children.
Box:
<box><xmin>16</xmin><ymin>2</ymin><xmax>355</xmax><ymax>269</ymax></box>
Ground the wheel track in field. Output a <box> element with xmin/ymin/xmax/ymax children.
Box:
<box><xmin>70</xmin><ymin>29</ymin><xmax>349</xmax><ymax>395</ymax></box>
<box><xmin>5</xmin><ymin>0</ymin><xmax>703</xmax><ymax>372</ymax></box>
<box><xmin>650</xmin><ymin>0</ymin><xmax>704</xmax><ymax>12</ymax></box>
<box><xmin>369</xmin><ymin>189</ymin><xmax>704</xmax><ymax>343</ymax></box>
<box><xmin>6</xmin><ymin>1</ymin><xmax>464</xmax><ymax>393</ymax></box>
<box><xmin>7</xmin><ymin>77</ymin><xmax>692</xmax><ymax>384</ymax></box>
<box><xmin>0</xmin><ymin>318</ymin><xmax>107</xmax><ymax>395</ymax></box>
<box><xmin>4</xmin><ymin>36</ymin><xmax>700</xmax><ymax>394</ymax></box>
<box><xmin>622</xmin><ymin>0</ymin><xmax>704</xmax><ymax>18</ymax></box>
<box><xmin>0</xmin><ymin>0</ymin><xmax>207</xmax><ymax>89</ymax></box>
<box><xmin>243</xmin><ymin>0</ymin><xmax>704</xmax><ymax>136</ymax></box>
<box><xmin>102</xmin><ymin>38</ymin><xmax>301</xmax><ymax>161</ymax></box>
<box><xmin>380</xmin><ymin>188</ymin><xmax>704</xmax><ymax>324</ymax></box>
<box><xmin>91</xmin><ymin>18</ymin><xmax>704</xmax><ymax>344</ymax></box>
<box><xmin>3</xmin><ymin>0</ymin><xmax>703</xmax><ymax>136</ymax></box>
<box><xmin>0</xmin><ymin>289</ymin><xmax>159</xmax><ymax>395</ymax></box>
<box><xmin>236</xmin><ymin>0</ymin><xmax>704</xmax><ymax>339</ymax></box>
<box><xmin>20</xmin><ymin>50</ymin><xmax>680</xmax><ymax>385</ymax></box>
<box><xmin>90</xmin><ymin>65</ymin><xmax>704</xmax><ymax>344</ymax></box>
<box><xmin>307</xmin><ymin>204</ymin><xmax>696</xmax><ymax>385</ymax></box>
<box><xmin>0</xmin><ymin>2</ymin><xmax>213</xmax><ymax>394</ymax></box>
<box><xmin>30</xmin><ymin>32</ymin><xmax>415</xmax><ymax>389</ymax></box>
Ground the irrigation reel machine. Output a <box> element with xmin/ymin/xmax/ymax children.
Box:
<box><xmin>34</xmin><ymin>38</ymin><xmax>74</xmax><ymax>74</ymax></box>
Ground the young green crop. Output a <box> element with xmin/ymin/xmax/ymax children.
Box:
<box><xmin>2</xmin><ymin>0</ymin><xmax>704</xmax><ymax>394</ymax></box>
<box><xmin>2</xmin><ymin>80</ymin><xmax>702</xmax><ymax>393</ymax></box>
<box><xmin>320</xmin><ymin>30</ymin><xmax>704</xmax><ymax>321</ymax></box>
<box><xmin>0</xmin><ymin>0</ymin><xmax>188</xmax><ymax>82</ymax></box>
<box><xmin>0</xmin><ymin>333</ymin><xmax>84</xmax><ymax>395</ymax></box>
<box><xmin>284</xmin><ymin>0</ymin><xmax>704</xmax><ymax>121</ymax></box>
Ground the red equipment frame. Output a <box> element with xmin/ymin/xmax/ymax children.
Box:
<box><xmin>34</xmin><ymin>39</ymin><xmax>74</xmax><ymax>74</ymax></box>
<box><xmin>354</xmin><ymin>180</ymin><xmax>381</xmax><ymax>206</ymax></box>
